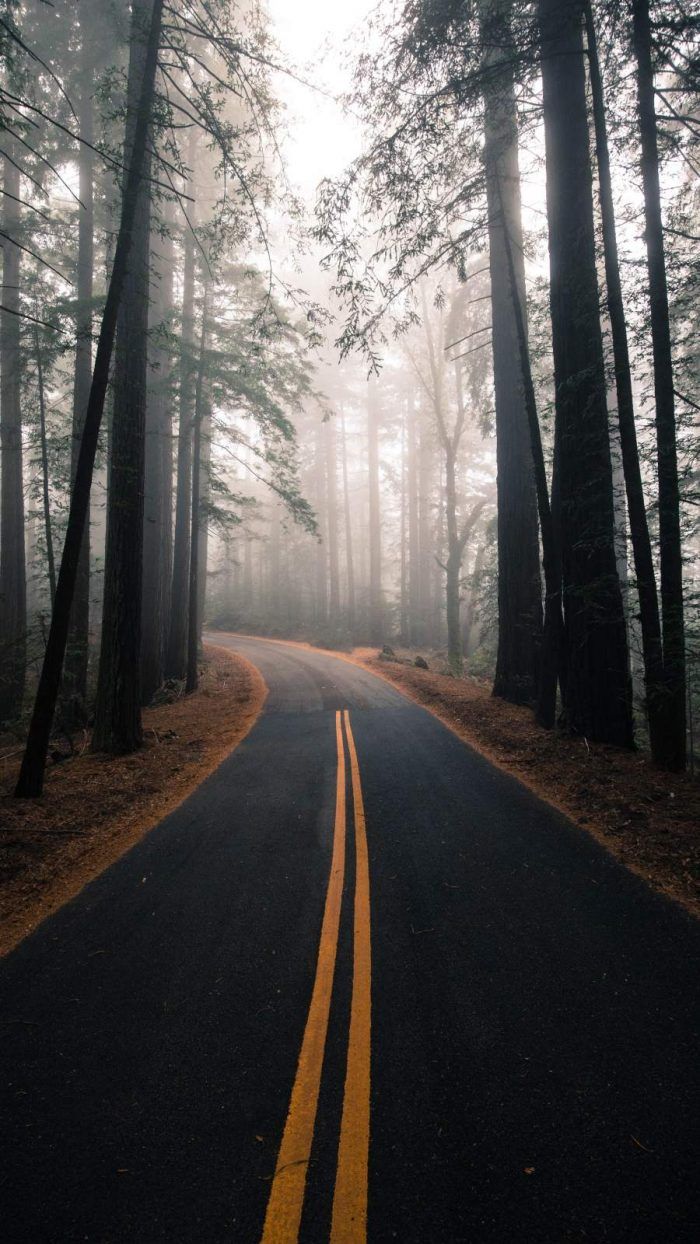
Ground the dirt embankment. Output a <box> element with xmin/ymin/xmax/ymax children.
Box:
<box><xmin>353</xmin><ymin>649</ymin><xmax>700</xmax><ymax>919</ymax></box>
<box><xmin>0</xmin><ymin>645</ymin><xmax>266</xmax><ymax>956</ymax></box>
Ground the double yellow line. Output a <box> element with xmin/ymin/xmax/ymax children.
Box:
<box><xmin>261</xmin><ymin>710</ymin><xmax>371</xmax><ymax>1244</ymax></box>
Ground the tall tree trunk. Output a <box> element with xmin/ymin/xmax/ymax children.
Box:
<box><xmin>631</xmin><ymin>0</ymin><xmax>686</xmax><ymax>770</ymax></box>
<box><xmin>92</xmin><ymin>0</ymin><xmax>155</xmax><ymax>753</ymax></box>
<box><xmin>417</xmin><ymin>414</ymin><xmax>432</xmax><ymax>648</ymax></box>
<box><xmin>159</xmin><ymin>225</ymin><xmax>174</xmax><ymax>666</ymax></box>
<box><xmin>314</xmin><ymin>421</ymin><xmax>327</xmax><ymax>629</ymax></box>
<box><xmin>165</xmin><ymin>193</ymin><xmax>196</xmax><ymax>678</ymax></box>
<box><xmin>367</xmin><ymin>379</ymin><xmax>382</xmax><ymax>644</ymax></box>
<box><xmin>481</xmin><ymin>0</ymin><xmax>543</xmax><ymax>706</ymax></box>
<box><xmin>538</xmin><ymin>0</ymin><xmax>633</xmax><ymax>747</ymax></box>
<box><xmin>34</xmin><ymin>327</ymin><xmax>55</xmax><ymax>609</ymax></box>
<box><xmin>399</xmin><ymin>405</ymin><xmax>408</xmax><ymax>644</ymax></box>
<box><xmin>407</xmin><ymin>396</ymin><xmax>419</xmax><ymax>645</ymax></box>
<box><xmin>497</xmin><ymin>174</ymin><xmax>564</xmax><ymax>728</ymax></box>
<box><xmin>325</xmin><ymin>417</ymin><xmax>340</xmax><ymax>626</ymax></box>
<box><xmin>63</xmin><ymin>64</ymin><xmax>94</xmax><ymax>725</ymax></box>
<box><xmin>140</xmin><ymin>224</ymin><xmax>171</xmax><ymax>703</ymax></box>
<box><xmin>186</xmin><ymin>286</ymin><xmax>209</xmax><ymax>694</ymax></box>
<box><xmin>444</xmin><ymin>448</ymin><xmax>463</xmax><ymax>674</ymax></box>
<box><xmin>16</xmin><ymin>0</ymin><xmax>164</xmax><ymax>795</ymax></box>
<box><xmin>584</xmin><ymin>1</ymin><xmax>667</xmax><ymax>760</ymax></box>
<box><xmin>197</xmin><ymin>397</ymin><xmax>211</xmax><ymax>635</ymax></box>
<box><xmin>340</xmin><ymin>407</ymin><xmax>356</xmax><ymax>638</ymax></box>
<box><xmin>0</xmin><ymin>149</ymin><xmax>26</xmax><ymax>726</ymax></box>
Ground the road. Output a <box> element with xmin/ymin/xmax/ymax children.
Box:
<box><xmin>2</xmin><ymin>633</ymin><xmax>699</xmax><ymax>1243</ymax></box>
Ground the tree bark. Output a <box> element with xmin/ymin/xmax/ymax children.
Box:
<box><xmin>367</xmin><ymin>379</ymin><xmax>383</xmax><ymax>644</ymax></box>
<box><xmin>186</xmin><ymin>286</ymin><xmax>209</xmax><ymax>694</ymax></box>
<box><xmin>325</xmin><ymin>416</ymin><xmax>340</xmax><ymax>626</ymax></box>
<box><xmin>140</xmin><ymin>224</ymin><xmax>172</xmax><ymax>703</ymax></box>
<box><xmin>481</xmin><ymin>0</ymin><xmax>543</xmax><ymax>706</ymax></box>
<box><xmin>314</xmin><ymin>421</ymin><xmax>327</xmax><ymax>629</ymax></box>
<box><xmin>496</xmin><ymin>174</ymin><xmax>564</xmax><ymax>728</ymax></box>
<box><xmin>34</xmin><ymin>327</ymin><xmax>55</xmax><ymax>609</ymax></box>
<box><xmin>538</xmin><ymin>0</ymin><xmax>633</xmax><ymax>747</ymax></box>
<box><xmin>407</xmin><ymin>396</ymin><xmax>420</xmax><ymax>646</ymax></box>
<box><xmin>340</xmin><ymin>407</ymin><xmax>356</xmax><ymax>637</ymax></box>
<box><xmin>0</xmin><ymin>147</ymin><xmax>26</xmax><ymax>726</ymax></box>
<box><xmin>584</xmin><ymin>1</ymin><xmax>669</xmax><ymax>757</ymax></box>
<box><xmin>15</xmin><ymin>0</ymin><xmax>164</xmax><ymax>795</ymax></box>
<box><xmin>92</xmin><ymin>0</ymin><xmax>156</xmax><ymax>753</ymax></box>
<box><xmin>197</xmin><ymin>396</ymin><xmax>212</xmax><ymax>636</ymax></box>
<box><xmin>63</xmin><ymin>58</ymin><xmax>95</xmax><ymax>725</ymax></box>
<box><xmin>631</xmin><ymin>0</ymin><xmax>686</xmax><ymax>770</ymax></box>
<box><xmin>165</xmin><ymin>187</ymin><xmax>197</xmax><ymax>679</ymax></box>
<box><xmin>399</xmin><ymin>404</ymin><xmax>408</xmax><ymax>644</ymax></box>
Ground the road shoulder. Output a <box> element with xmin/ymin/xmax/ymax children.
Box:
<box><xmin>0</xmin><ymin>645</ymin><xmax>266</xmax><ymax>956</ymax></box>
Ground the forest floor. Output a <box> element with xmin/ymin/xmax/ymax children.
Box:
<box><xmin>0</xmin><ymin>645</ymin><xmax>266</xmax><ymax>956</ymax></box>
<box><xmin>347</xmin><ymin>646</ymin><xmax>700</xmax><ymax>920</ymax></box>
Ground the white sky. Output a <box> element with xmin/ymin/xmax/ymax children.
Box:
<box><xmin>267</xmin><ymin>0</ymin><xmax>374</xmax><ymax>199</ymax></box>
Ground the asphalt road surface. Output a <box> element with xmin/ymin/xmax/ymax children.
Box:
<box><xmin>2</xmin><ymin>634</ymin><xmax>699</xmax><ymax>1243</ymax></box>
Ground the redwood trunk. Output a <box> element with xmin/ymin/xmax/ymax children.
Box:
<box><xmin>0</xmin><ymin>147</ymin><xmax>26</xmax><ymax>725</ymax></box>
<box><xmin>632</xmin><ymin>0</ymin><xmax>686</xmax><ymax>770</ymax></box>
<box><xmin>63</xmin><ymin>60</ymin><xmax>94</xmax><ymax>725</ymax></box>
<box><xmin>539</xmin><ymin>0</ymin><xmax>633</xmax><ymax>746</ymax></box>
<box><xmin>92</xmin><ymin>0</ymin><xmax>155</xmax><ymax>753</ymax></box>
<box><xmin>481</xmin><ymin>0</ymin><xmax>543</xmax><ymax>706</ymax></box>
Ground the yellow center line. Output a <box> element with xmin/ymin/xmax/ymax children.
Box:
<box><xmin>261</xmin><ymin>711</ymin><xmax>347</xmax><ymax>1244</ymax></box>
<box><xmin>330</xmin><ymin>710</ymin><xmax>372</xmax><ymax>1243</ymax></box>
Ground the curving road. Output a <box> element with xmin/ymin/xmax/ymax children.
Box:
<box><xmin>1</xmin><ymin>633</ymin><xmax>699</xmax><ymax>1242</ymax></box>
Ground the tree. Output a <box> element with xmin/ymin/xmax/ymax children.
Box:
<box><xmin>538</xmin><ymin>0</ymin><xmax>633</xmax><ymax>746</ymax></box>
<box><xmin>62</xmin><ymin>14</ymin><xmax>99</xmax><ymax>727</ymax></box>
<box><xmin>92</xmin><ymin>0</ymin><xmax>157</xmax><ymax>754</ymax></box>
<box><xmin>631</xmin><ymin>0</ymin><xmax>687</xmax><ymax>770</ymax></box>
<box><xmin>15</xmin><ymin>0</ymin><xmax>165</xmax><ymax>797</ymax></box>
<box><xmin>165</xmin><ymin>185</ymin><xmax>196</xmax><ymax>680</ymax></box>
<box><xmin>367</xmin><ymin>378</ymin><xmax>383</xmax><ymax>643</ymax></box>
<box><xmin>0</xmin><ymin>144</ymin><xmax>26</xmax><ymax>726</ymax></box>
<box><xmin>480</xmin><ymin>0</ymin><xmax>542</xmax><ymax>704</ymax></box>
<box><xmin>584</xmin><ymin>1</ymin><xmax>668</xmax><ymax>760</ymax></box>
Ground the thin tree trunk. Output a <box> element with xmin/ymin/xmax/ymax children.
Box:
<box><xmin>444</xmin><ymin>448</ymin><xmax>463</xmax><ymax>674</ymax></box>
<box><xmin>34</xmin><ymin>327</ymin><xmax>55</xmax><ymax>608</ymax></box>
<box><xmin>407</xmin><ymin>396</ymin><xmax>419</xmax><ymax>645</ymax></box>
<box><xmin>340</xmin><ymin>407</ymin><xmax>356</xmax><ymax>638</ymax></box>
<box><xmin>399</xmin><ymin>405</ymin><xmax>408</xmax><ymax>644</ymax></box>
<box><xmin>91</xmin><ymin>0</ymin><xmax>156</xmax><ymax>753</ymax></box>
<box><xmin>63</xmin><ymin>64</ymin><xmax>94</xmax><ymax>725</ymax></box>
<box><xmin>0</xmin><ymin>147</ymin><xmax>26</xmax><ymax>726</ymax></box>
<box><xmin>16</xmin><ymin>0</ymin><xmax>164</xmax><ymax>796</ymax></box>
<box><xmin>584</xmin><ymin>2</ymin><xmax>667</xmax><ymax>759</ymax></box>
<box><xmin>197</xmin><ymin>396</ymin><xmax>212</xmax><ymax>635</ymax></box>
<box><xmin>367</xmin><ymin>379</ymin><xmax>382</xmax><ymax>644</ymax></box>
<box><xmin>159</xmin><ymin>224</ymin><xmax>174</xmax><ymax>665</ymax></box>
<box><xmin>538</xmin><ymin>0</ymin><xmax>633</xmax><ymax>747</ymax></box>
<box><xmin>481</xmin><ymin>0</ymin><xmax>543</xmax><ymax>706</ymax></box>
<box><xmin>326</xmin><ymin>417</ymin><xmax>340</xmax><ymax>625</ymax></box>
<box><xmin>186</xmin><ymin>285</ymin><xmax>209</xmax><ymax>694</ymax></box>
<box><xmin>140</xmin><ymin>224</ymin><xmax>171</xmax><ymax>704</ymax></box>
<box><xmin>417</xmin><ymin>414</ymin><xmax>432</xmax><ymax>649</ymax></box>
<box><xmin>314</xmin><ymin>421</ymin><xmax>327</xmax><ymax>629</ymax></box>
<box><xmin>165</xmin><ymin>178</ymin><xmax>197</xmax><ymax>679</ymax></box>
<box><xmin>631</xmin><ymin>0</ymin><xmax>686</xmax><ymax>770</ymax></box>
<box><xmin>497</xmin><ymin>176</ymin><xmax>564</xmax><ymax>728</ymax></box>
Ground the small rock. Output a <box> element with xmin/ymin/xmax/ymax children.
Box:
<box><xmin>414</xmin><ymin>655</ymin><xmax>429</xmax><ymax>670</ymax></box>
